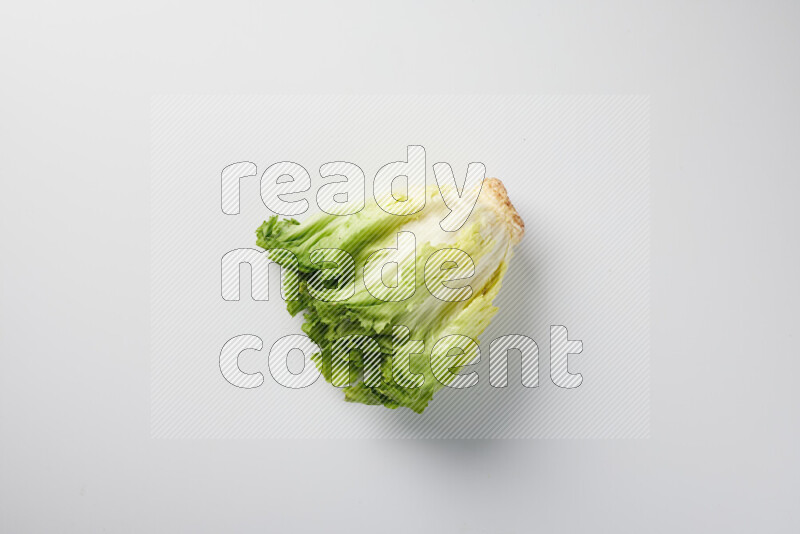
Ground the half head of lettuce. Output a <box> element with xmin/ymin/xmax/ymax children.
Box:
<box><xmin>256</xmin><ymin>178</ymin><xmax>524</xmax><ymax>413</ymax></box>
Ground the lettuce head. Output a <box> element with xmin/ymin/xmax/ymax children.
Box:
<box><xmin>256</xmin><ymin>178</ymin><xmax>524</xmax><ymax>413</ymax></box>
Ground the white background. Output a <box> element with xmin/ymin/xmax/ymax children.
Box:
<box><xmin>1</xmin><ymin>1</ymin><xmax>799</xmax><ymax>532</ymax></box>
